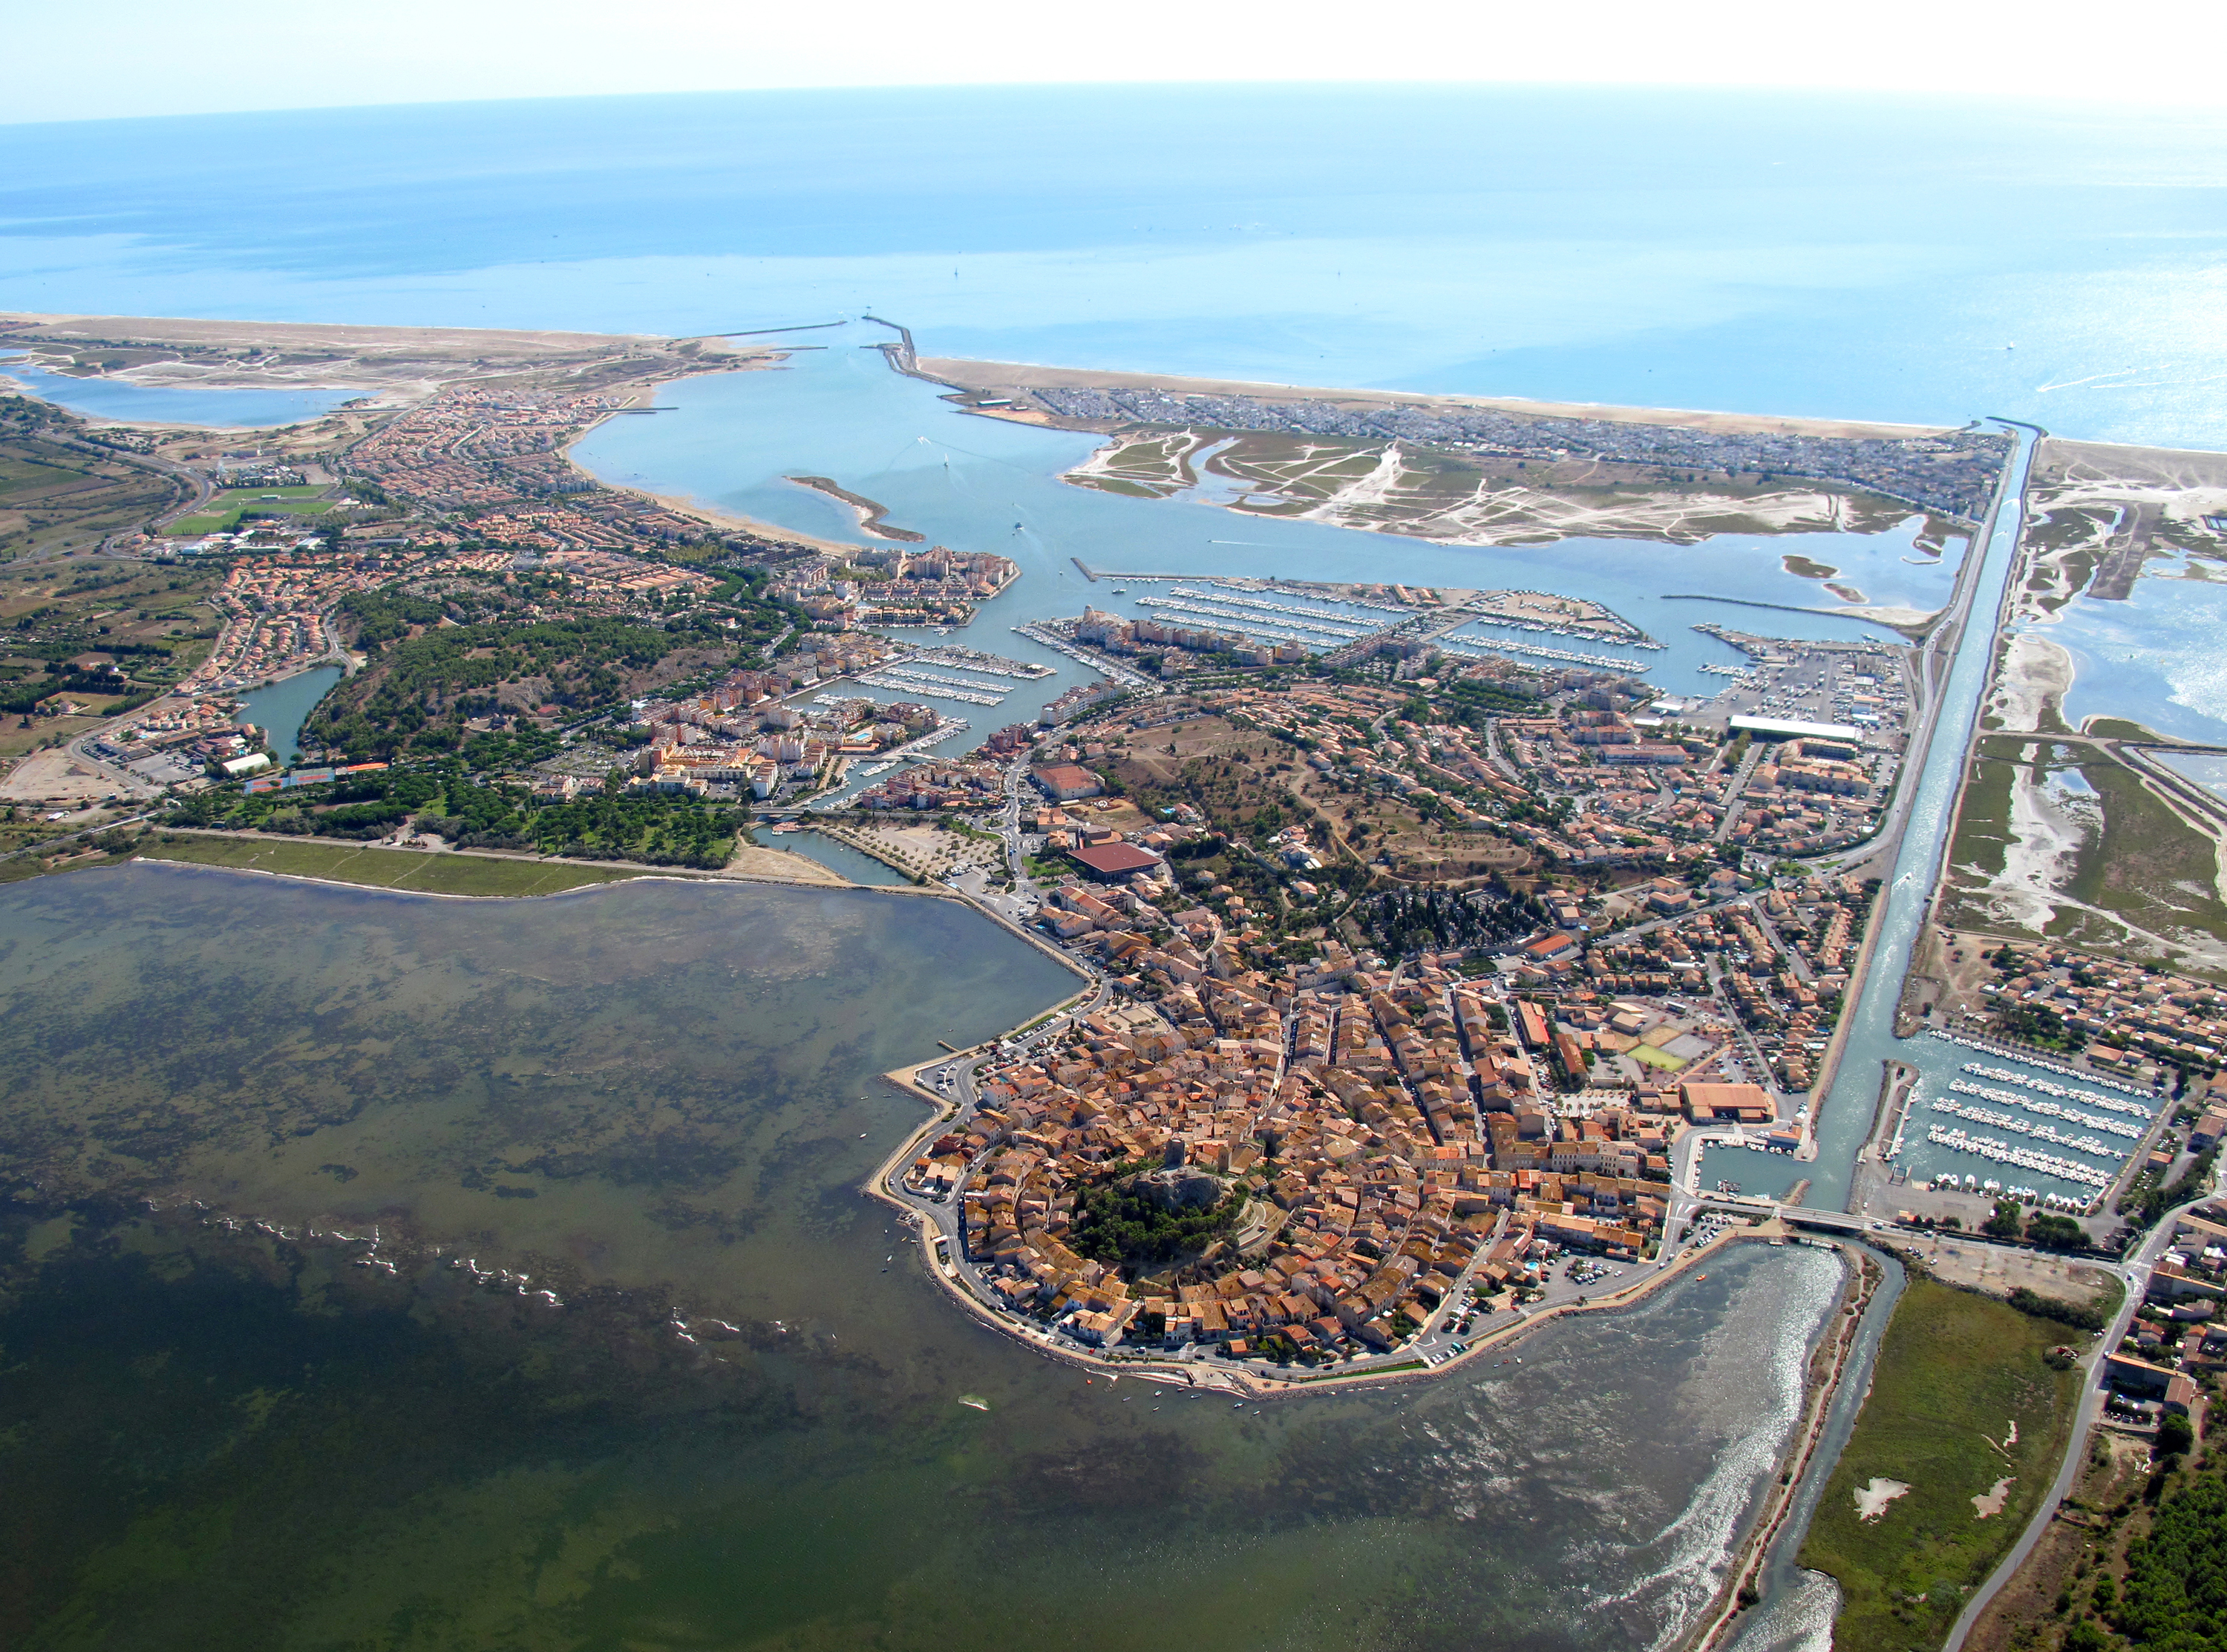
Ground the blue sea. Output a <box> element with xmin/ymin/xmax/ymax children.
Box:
<box><xmin>3</xmin><ymin>85</ymin><xmax>2226</xmax><ymax>446</ymax></box>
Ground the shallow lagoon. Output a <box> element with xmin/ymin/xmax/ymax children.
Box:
<box><xmin>0</xmin><ymin>360</ymin><xmax>354</xmax><ymax>428</ymax></box>
<box><xmin>0</xmin><ymin>863</ymin><xmax>1072</xmax><ymax>1303</ymax></box>
<box><xmin>0</xmin><ymin>862</ymin><xmax>1846</xmax><ymax>1649</ymax></box>
<box><xmin>2050</xmin><ymin>554</ymin><xmax>2227</xmax><ymax>744</ymax></box>
<box><xmin>577</xmin><ymin>329</ymin><xmax>1963</xmax><ymax>765</ymax></box>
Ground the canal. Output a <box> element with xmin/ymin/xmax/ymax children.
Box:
<box><xmin>1696</xmin><ymin>424</ymin><xmax>2041</xmax><ymax>1213</ymax></box>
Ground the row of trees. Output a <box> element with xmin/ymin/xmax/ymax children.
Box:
<box><xmin>170</xmin><ymin>764</ymin><xmax>742</xmax><ymax>869</ymax></box>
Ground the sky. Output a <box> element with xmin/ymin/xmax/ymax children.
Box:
<box><xmin>7</xmin><ymin>0</ymin><xmax>2226</xmax><ymax>126</ymax></box>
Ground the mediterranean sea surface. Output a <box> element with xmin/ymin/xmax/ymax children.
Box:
<box><xmin>1</xmin><ymin>85</ymin><xmax>2225</xmax><ymax>447</ymax></box>
<box><xmin>0</xmin><ymin>862</ymin><xmax>1845</xmax><ymax>1649</ymax></box>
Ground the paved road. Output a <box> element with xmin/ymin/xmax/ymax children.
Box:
<box><xmin>1940</xmin><ymin>1190</ymin><xmax>2207</xmax><ymax>1651</ymax></box>
<box><xmin>0</xmin><ymin>805</ymin><xmax>157</xmax><ymax>866</ymax></box>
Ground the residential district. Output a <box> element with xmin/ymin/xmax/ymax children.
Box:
<box><xmin>1000</xmin><ymin>383</ymin><xmax>2013</xmax><ymax>520</ymax></box>
<box><xmin>853</xmin><ymin>631</ymin><xmax>1926</xmax><ymax>1363</ymax></box>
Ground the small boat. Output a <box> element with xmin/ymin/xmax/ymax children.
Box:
<box><xmin>957</xmin><ymin>1395</ymin><xmax>990</xmax><ymax>1412</ymax></box>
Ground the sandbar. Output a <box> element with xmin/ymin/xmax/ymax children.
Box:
<box><xmin>918</xmin><ymin>355</ymin><xmax>1958</xmax><ymax>441</ymax></box>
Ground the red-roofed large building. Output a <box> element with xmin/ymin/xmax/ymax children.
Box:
<box><xmin>1031</xmin><ymin>764</ymin><xmax>1104</xmax><ymax>802</ymax></box>
<box><xmin>1067</xmin><ymin>842</ymin><xmax>1164</xmax><ymax>881</ymax></box>
<box><xmin>1680</xmin><ymin>1081</ymin><xmax>1777</xmax><ymax>1124</ymax></box>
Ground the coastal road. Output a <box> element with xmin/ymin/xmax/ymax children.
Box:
<box><xmin>0</xmin><ymin>805</ymin><xmax>157</xmax><ymax>867</ymax></box>
<box><xmin>1940</xmin><ymin>1190</ymin><xmax>2207</xmax><ymax>1652</ymax></box>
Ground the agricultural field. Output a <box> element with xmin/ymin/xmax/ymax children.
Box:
<box><xmin>1800</xmin><ymin>1275</ymin><xmax>2084</xmax><ymax>1652</ymax></box>
<box><xmin>140</xmin><ymin>833</ymin><xmax>648</xmax><ymax>897</ymax></box>
<box><xmin>0</xmin><ymin>554</ymin><xmax>223</xmax><ymax>742</ymax></box>
<box><xmin>0</xmin><ymin>397</ymin><xmax>193</xmax><ymax>561</ymax></box>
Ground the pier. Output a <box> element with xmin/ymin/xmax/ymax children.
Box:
<box><xmin>1011</xmin><ymin>623</ymin><xmax>1165</xmax><ymax>694</ymax></box>
<box><xmin>899</xmin><ymin>645</ymin><xmax>1054</xmax><ymax>681</ymax></box>
<box><xmin>853</xmin><ymin>671</ymin><xmax>1007</xmax><ymax>707</ymax></box>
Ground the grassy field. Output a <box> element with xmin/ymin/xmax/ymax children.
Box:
<box><xmin>1944</xmin><ymin>734</ymin><xmax>2227</xmax><ymax>975</ymax></box>
<box><xmin>1800</xmin><ymin>1276</ymin><xmax>2081</xmax><ymax>1652</ymax></box>
<box><xmin>1943</xmin><ymin>737</ymin><xmax>2021</xmax><ymax>913</ymax></box>
<box><xmin>164</xmin><ymin>492</ymin><xmax>337</xmax><ymax>536</ymax></box>
<box><xmin>2061</xmin><ymin>752</ymin><xmax>2227</xmax><ymax>963</ymax></box>
<box><xmin>137</xmin><ymin>834</ymin><xmax>650</xmax><ymax>897</ymax></box>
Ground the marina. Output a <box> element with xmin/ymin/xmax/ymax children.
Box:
<box><xmin>1172</xmin><ymin>584</ymin><xmax>1378</xmax><ymax>627</ymax></box>
<box><xmin>1924</xmin><ymin>1029</ymin><xmax>2154</xmax><ymax>1097</ymax></box>
<box><xmin>1009</xmin><ymin>623</ymin><xmax>1165</xmax><ymax>694</ymax></box>
<box><xmin>1946</xmin><ymin>1077</ymin><xmax>2145</xmax><ymax>1135</ymax></box>
<box><xmin>1131</xmin><ymin>597</ymin><xmax>1354</xmax><ymax>646</ymax></box>
<box><xmin>854</xmin><ymin>666</ymin><xmax>1016</xmax><ymax>701</ymax></box>
<box><xmin>896</xmin><ymin>646</ymin><xmax>1053</xmax><ymax>681</ymax></box>
<box><xmin>1456</xmin><ymin>591</ymin><xmax>1665</xmax><ymax>649</ymax></box>
<box><xmin>1919</xmin><ymin>1126</ymin><xmax>2113</xmax><ymax>1195</ymax></box>
<box><xmin>1436</xmin><ymin>631</ymin><xmax>1650</xmax><ymax>672</ymax></box>
<box><xmin>852</xmin><ymin>672</ymin><xmax>1008</xmax><ymax>706</ymax></box>
<box><xmin>1924</xmin><ymin>1098</ymin><xmax>2125</xmax><ymax>1161</ymax></box>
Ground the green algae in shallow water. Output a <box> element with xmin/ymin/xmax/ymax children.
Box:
<box><xmin>0</xmin><ymin>862</ymin><xmax>1075</xmax><ymax>1309</ymax></box>
<box><xmin>0</xmin><ymin>864</ymin><xmax>1851</xmax><ymax>1651</ymax></box>
<box><xmin>0</xmin><ymin>1215</ymin><xmax>1849</xmax><ymax>1652</ymax></box>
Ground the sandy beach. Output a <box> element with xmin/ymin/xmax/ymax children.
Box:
<box><xmin>918</xmin><ymin>355</ymin><xmax>1958</xmax><ymax>442</ymax></box>
<box><xmin>2</xmin><ymin>311</ymin><xmax>663</xmax><ymax>358</ymax></box>
<box><xmin>0</xmin><ymin>311</ymin><xmax>785</xmax><ymax>407</ymax></box>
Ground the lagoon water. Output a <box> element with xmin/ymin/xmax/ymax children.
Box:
<box><xmin>573</xmin><ymin>323</ymin><xmax>1958</xmax><ymax>771</ymax></box>
<box><xmin>0</xmin><ymin>862</ymin><xmax>1846</xmax><ymax>1649</ymax></box>
<box><xmin>235</xmin><ymin>663</ymin><xmax>346</xmax><ymax>764</ymax></box>
<box><xmin>2047</xmin><ymin>552</ymin><xmax>2227</xmax><ymax>746</ymax></box>
<box><xmin>768</xmin><ymin>826</ymin><xmax>917</xmax><ymax>886</ymax></box>
<box><xmin>0</xmin><ymin>359</ymin><xmax>354</xmax><ymax>428</ymax></box>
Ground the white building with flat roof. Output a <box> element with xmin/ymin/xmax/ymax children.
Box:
<box><xmin>1727</xmin><ymin>715</ymin><xmax>1863</xmax><ymax>744</ymax></box>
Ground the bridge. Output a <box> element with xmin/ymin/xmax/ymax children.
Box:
<box><xmin>1777</xmin><ymin>1208</ymin><xmax>1871</xmax><ymax>1235</ymax></box>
